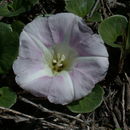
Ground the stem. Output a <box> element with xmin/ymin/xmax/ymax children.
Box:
<box><xmin>118</xmin><ymin>48</ymin><xmax>125</xmax><ymax>74</ymax></box>
<box><xmin>89</xmin><ymin>0</ymin><xmax>100</xmax><ymax>18</ymax></box>
<box><xmin>118</xmin><ymin>30</ymin><xmax>127</xmax><ymax>74</ymax></box>
<box><xmin>119</xmin><ymin>16</ymin><xmax>130</xmax><ymax>73</ymax></box>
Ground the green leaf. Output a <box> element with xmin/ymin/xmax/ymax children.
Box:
<box><xmin>65</xmin><ymin>0</ymin><xmax>96</xmax><ymax>17</ymax></box>
<box><xmin>0</xmin><ymin>87</ymin><xmax>17</xmax><ymax>108</ymax></box>
<box><xmin>0</xmin><ymin>22</ymin><xmax>19</xmax><ymax>74</ymax></box>
<box><xmin>0</xmin><ymin>22</ymin><xmax>12</xmax><ymax>32</ymax></box>
<box><xmin>12</xmin><ymin>0</ymin><xmax>39</xmax><ymax>10</ymax></box>
<box><xmin>12</xmin><ymin>0</ymin><xmax>24</xmax><ymax>10</ymax></box>
<box><xmin>0</xmin><ymin>0</ymin><xmax>39</xmax><ymax>17</ymax></box>
<box><xmin>115</xmin><ymin>128</ymin><xmax>122</xmax><ymax>130</ymax></box>
<box><xmin>98</xmin><ymin>15</ymin><xmax>128</xmax><ymax>48</ymax></box>
<box><xmin>11</xmin><ymin>21</ymin><xmax>25</xmax><ymax>34</ymax></box>
<box><xmin>67</xmin><ymin>85</ymin><xmax>104</xmax><ymax>113</ymax></box>
<box><xmin>0</xmin><ymin>4</ymin><xmax>25</xmax><ymax>17</ymax></box>
<box><xmin>87</xmin><ymin>12</ymin><xmax>102</xmax><ymax>22</ymax></box>
<box><xmin>28</xmin><ymin>0</ymin><xmax>39</xmax><ymax>5</ymax></box>
<box><xmin>12</xmin><ymin>0</ymin><xmax>37</xmax><ymax>10</ymax></box>
<box><xmin>126</xmin><ymin>18</ymin><xmax>130</xmax><ymax>52</ymax></box>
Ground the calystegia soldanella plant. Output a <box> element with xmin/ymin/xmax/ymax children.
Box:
<box><xmin>0</xmin><ymin>0</ymin><xmax>130</xmax><ymax>129</ymax></box>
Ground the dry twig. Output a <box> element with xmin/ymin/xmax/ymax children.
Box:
<box><xmin>122</xmin><ymin>82</ymin><xmax>128</xmax><ymax>130</ymax></box>
<box><xmin>89</xmin><ymin>0</ymin><xmax>100</xmax><ymax>18</ymax></box>
<box><xmin>19</xmin><ymin>96</ymin><xmax>84</xmax><ymax>123</ymax></box>
<box><xmin>0</xmin><ymin>106</ymin><xmax>77</xmax><ymax>129</ymax></box>
<box><xmin>125</xmin><ymin>73</ymin><xmax>130</xmax><ymax>111</ymax></box>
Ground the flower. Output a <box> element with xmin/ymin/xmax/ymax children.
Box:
<box><xmin>13</xmin><ymin>13</ymin><xmax>109</xmax><ymax>105</ymax></box>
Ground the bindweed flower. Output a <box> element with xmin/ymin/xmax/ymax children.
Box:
<box><xmin>13</xmin><ymin>13</ymin><xmax>109</xmax><ymax>105</ymax></box>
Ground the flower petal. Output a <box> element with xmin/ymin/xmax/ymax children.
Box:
<box><xmin>13</xmin><ymin>13</ymin><xmax>109</xmax><ymax>105</ymax></box>
<box><xmin>70</xmin><ymin>31</ymin><xmax>108</xmax><ymax>57</ymax></box>
<box><xmin>69</xmin><ymin>57</ymin><xmax>109</xmax><ymax>100</ymax></box>
<box><xmin>19</xmin><ymin>31</ymin><xmax>43</xmax><ymax>61</ymax></box>
<box><xmin>14</xmin><ymin>59</ymin><xmax>74</xmax><ymax>104</ymax></box>
<box><xmin>21</xmin><ymin>71</ymin><xmax>74</xmax><ymax>105</ymax></box>
<box><xmin>13</xmin><ymin>57</ymin><xmax>53</xmax><ymax>86</ymax></box>
<box><xmin>48</xmin><ymin>71</ymin><xmax>74</xmax><ymax>105</ymax></box>
<box><xmin>48</xmin><ymin>13</ymin><xmax>108</xmax><ymax>57</ymax></box>
<box><xmin>19</xmin><ymin>22</ymin><xmax>52</xmax><ymax>62</ymax></box>
<box><xmin>48</xmin><ymin>13</ymin><xmax>93</xmax><ymax>44</ymax></box>
<box><xmin>23</xmin><ymin>16</ymin><xmax>54</xmax><ymax>47</ymax></box>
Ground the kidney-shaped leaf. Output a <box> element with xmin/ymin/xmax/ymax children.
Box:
<box><xmin>11</xmin><ymin>20</ymin><xmax>25</xmax><ymax>34</ymax></box>
<box><xmin>98</xmin><ymin>15</ymin><xmax>128</xmax><ymax>48</ymax></box>
<box><xmin>0</xmin><ymin>0</ymin><xmax>39</xmax><ymax>17</ymax></box>
<box><xmin>0</xmin><ymin>87</ymin><xmax>17</xmax><ymax>108</ymax></box>
<box><xmin>126</xmin><ymin>19</ymin><xmax>130</xmax><ymax>52</ymax></box>
<box><xmin>65</xmin><ymin>0</ymin><xmax>95</xmax><ymax>17</ymax></box>
<box><xmin>0</xmin><ymin>3</ymin><xmax>25</xmax><ymax>17</ymax></box>
<box><xmin>67</xmin><ymin>85</ymin><xmax>104</xmax><ymax>113</ymax></box>
<box><xmin>87</xmin><ymin>12</ymin><xmax>102</xmax><ymax>22</ymax></box>
<box><xmin>0</xmin><ymin>22</ymin><xmax>19</xmax><ymax>74</ymax></box>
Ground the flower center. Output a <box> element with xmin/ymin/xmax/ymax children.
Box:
<box><xmin>46</xmin><ymin>44</ymin><xmax>78</xmax><ymax>75</ymax></box>
<box><xmin>52</xmin><ymin>53</ymin><xmax>66</xmax><ymax>72</ymax></box>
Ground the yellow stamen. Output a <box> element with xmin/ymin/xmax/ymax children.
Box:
<box><xmin>52</xmin><ymin>54</ymin><xmax>66</xmax><ymax>72</ymax></box>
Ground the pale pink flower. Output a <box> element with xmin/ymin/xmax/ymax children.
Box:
<box><xmin>13</xmin><ymin>13</ymin><xmax>109</xmax><ymax>105</ymax></box>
